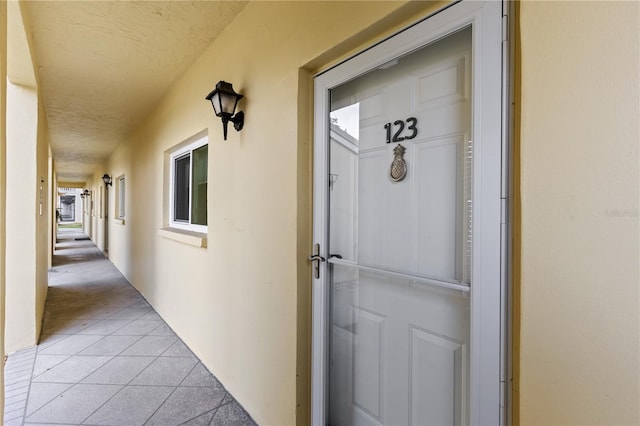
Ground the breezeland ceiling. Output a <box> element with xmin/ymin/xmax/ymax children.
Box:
<box><xmin>20</xmin><ymin>1</ymin><xmax>248</xmax><ymax>183</ymax></box>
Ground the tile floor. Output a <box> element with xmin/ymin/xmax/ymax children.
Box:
<box><xmin>4</xmin><ymin>228</ymin><xmax>257</xmax><ymax>426</ymax></box>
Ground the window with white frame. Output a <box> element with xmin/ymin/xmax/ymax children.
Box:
<box><xmin>116</xmin><ymin>175</ymin><xmax>125</xmax><ymax>219</ymax></box>
<box><xmin>169</xmin><ymin>136</ymin><xmax>208</xmax><ymax>233</ymax></box>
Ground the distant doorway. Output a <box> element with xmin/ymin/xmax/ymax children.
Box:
<box><xmin>59</xmin><ymin>195</ymin><xmax>75</xmax><ymax>222</ymax></box>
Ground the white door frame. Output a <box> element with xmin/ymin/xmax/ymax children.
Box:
<box><xmin>311</xmin><ymin>1</ymin><xmax>506</xmax><ymax>424</ymax></box>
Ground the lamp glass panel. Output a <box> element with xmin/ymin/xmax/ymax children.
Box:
<box><xmin>210</xmin><ymin>93</ymin><xmax>221</xmax><ymax>115</ymax></box>
<box><xmin>220</xmin><ymin>93</ymin><xmax>238</xmax><ymax>114</ymax></box>
<box><xmin>191</xmin><ymin>144</ymin><xmax>208</xmax><ymax>226</ymax></box>
<box><xmin>174</xmin><ymin>153</ymin><xmax>190</xmax><ymax>222</ymax></box>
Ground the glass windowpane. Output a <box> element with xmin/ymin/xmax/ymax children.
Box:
<box><xmin>174</xmin><ymin>153</ymin><xmax>190</xmax><ymax>222</ymax></box>
<box><xmin>191</xmin><ymin>144</ymin><xmax>208</xmax><ymax>226</ymax></box>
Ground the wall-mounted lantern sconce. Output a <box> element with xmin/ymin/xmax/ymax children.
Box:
<box><xmin>80</xmin><ymin>189</ymin><xmax>90</xmax><ymax>198</ymax></box>
<box><xmin>102</xmin><ymin>174</ymin><xmax>112</xmax><ymax>187</ymax></box>
<box><xmin>205</xmin><ymin>80</ymin><xmax>244</xmax><ymax>140</ymax></box>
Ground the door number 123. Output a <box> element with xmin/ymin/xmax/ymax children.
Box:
<box><xmin>384</xmin><ymin>117</ymin><xmax>418</xmax><ymax>143</ymax></box>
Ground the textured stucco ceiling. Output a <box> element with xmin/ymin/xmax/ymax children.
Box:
<box><xmin>21</xmin><ymin>1</ymin><xmax>248</xmax><ymax>183</ymax></box>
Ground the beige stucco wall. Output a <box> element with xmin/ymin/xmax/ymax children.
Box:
<box><xmin>518</xmin><ymin>1</ymin><xmax>639</xmax><ymax>424</ymax></box>
<box><xmin>106</xmin><ymin>140</ymin><xmax>132</xmax><ymax>278</ymax></box>
<box><xmin>104</xmin><ymin>2</ymin><xmax>447</xmax><ymax>424</ymax></box>
<box><xmin>5</xmin><ymin>1</ymin><xmax>50</xmax><ymax>353</ymax></box>
<box><xmin>5</xmin><ymin>83</ymin><xmax>39</xmax><ymax>352</ymax></box>
<box><xmin>6</xmin><ymin>83</ymin><xmax>38</xmax><ymax>352</ymax></box>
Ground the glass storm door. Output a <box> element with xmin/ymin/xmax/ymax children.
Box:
<box><xmin>312</xmin><ymin>2</ymin><xmax>504</xmax><ymax>426</ymax></box>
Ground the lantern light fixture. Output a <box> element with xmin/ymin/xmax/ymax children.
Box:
<box><xmin>102</xmin><ymin>174</ymin><xmax>112</xmax><ymax>187</ymax></box>
<box><xmin>80</xmin><ymin>189</ymin><xmax>90</xmax><ymax>198</ymax></box>
<box><xmin>205</xmin><ymin>81</ymin><xmax>244</xmax><ymax>140</ymax></box>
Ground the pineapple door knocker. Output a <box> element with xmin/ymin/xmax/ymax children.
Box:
<box><xmin>389</xmin><ymin>143</ymin><xmax>407</xmax><ymax>182</ymax></box>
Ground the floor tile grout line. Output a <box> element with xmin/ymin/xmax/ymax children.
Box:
<box><xmin>70</xmin><ymin>321</ymin><xmax>144</xmax><ymax>356</ymax></box>
<box><xmin>5</xmin><ymin>378</ymin><xmax>34</xmax><ymax>388</ymax></box>
<box><xmin>31</xmin><ymin>352</ymin><xmax>201</xmax><ymax>359</ymax></box>
<box><xmin>5</xmin><ymin>374</ymin><xmax>35</xmax><ymax>386</ymax></box>
<box><xmin>78</xmin><ymin>381</ymin><xmax>186</xmax><ymax>424</ymax></box>
<box><xmin>29</xmin><ymin>355</ymin><xmax>71</xmax><ymax>381</ymax></box>
<box><xmin>206</xmin><ymin>400</ymin><xmax>235</xmax><ymax>426</ymax></box>
<box><xmin>5</xmin><ymin>390</ymin><xmax>29</xmax><ymax>400</ymax></box>
<box><xmin>79</xmin><ymin>318</ymin><xmax>183</xmax><ymax>391</ymax></box>
<box><xmin>38</xmin><ymin>314</ymin><xmax>149</xmax><ymax>356</ymax></box>
<box><xmin>22</xmin><ymin>381</ymin><xmax>228</xmax><ymax>388</ymax></box>
<box><xmin>176</xmin><ymin>359</ymin><xmax>201</xmax><ymax>387</ymax></box>
<box><xmin>177</xmin><ymin>407</ymin><xmax>218</xmax><ymax>426</ymax></box>
<box><xmin>76</xmin><ymin>384</ymin><xmax>126</xmax><ymax>426</ymax></box>
<box><xmin>15</xmin><ymin>344</ymin><xmax>37</xmax><ymax>426</ymax></box>
<box><xmin>141</xmin><ymin>385</ymin><xmax>181</xmax><ymax>426</ymax></box>
<box><xmin>21</xmin><ymin>383</ymin><xmax>73</xmax><ymax>421</ymax></box>
<box><xmin>80</xmin><ymin>334</ymin><xmax>145</xmax><ymax>356</ymax></box>
<box><xmin>117</xmin><ymin>336</ymin><xmax>197</xmax><ymax>425</ymax></box>
<box><xmin>40</xmin><ymin>355</ymin><xmax>114</xmax><ymax>385</ymax></box>
<box><xmin>22</xmin><ymin>383</ymin><xmax>120</xmax><ymax>425</ymax></box>
<box><xmin>5</xmin><ymin>384</ymin><xmax>29</xmax><ymax>392</ymax></box>
<box><xmin>113</xmin><ymin>340</ymin><xmax>182</xmax><ymax>388</ymax></box>
<box><xmin>7</xmin><ymin>354</ymin><xmax>37</xmax><ymax>360</ymax></box>
<box><xmin>5</xmin><ymin>359</ymin><xmax>37</xmax><ymax>369</ymax></box>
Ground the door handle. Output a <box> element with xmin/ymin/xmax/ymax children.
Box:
<box><xmin>308</xmin><ymin>244</ymin><xmax>325</xmax><ymax>279</ymax></box>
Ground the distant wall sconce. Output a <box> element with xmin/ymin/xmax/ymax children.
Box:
<box><xmin>80</xmin><ymin>189</ymin><xmax>90</xmax><ymax>198</ymax></box>
<box><xmin>102</xmin><ymin>174</ymin><xmax>112</xmax><ymax>187</ymax></box>
<box><xmin>205</xmin><ymin>81</ymin><xmax>244</xmax><ymax>140</ymax></box>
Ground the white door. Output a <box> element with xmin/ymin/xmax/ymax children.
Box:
<box><xmin>312</xmin><ymin>2</ymin><xmax>504</xmax><ymax>425</ymax></box>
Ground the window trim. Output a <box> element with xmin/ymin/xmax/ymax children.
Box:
<box><xmin>116</xmin><ymin>174</ymin><xmax>126</xmax><ymax>220</ymax></box>
<box><xmin>99</xmin><ymin>186</ymin><xmax>104</xmax><ymax>218</ymax></box>
<box><xmin>169</xmin><ymin>135</ymin><xmax>208</xmax><ymax>234</ymax></box>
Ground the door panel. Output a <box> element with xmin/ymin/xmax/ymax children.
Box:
<box><xmin>330</xmin><ymin>28</ymin><xmax>472</xmax><ymax>282</ymax></box>
<box><xmin>410</xmin><ymin>326</ymin><xmax>466</xmax><ymax>426</ymax></box>
<box><xmin>329</xmin><ymin>264</ymin><xmax>469</xmax><ymax>426</ymax></box>
<box><xmin>327</xmin><ymin>27</ymin><xmax>472</xmax><ymax>426</ymax></box>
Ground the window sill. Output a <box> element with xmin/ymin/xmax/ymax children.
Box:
<box><xmin>113</xmin><ymin>218</ymin><xmax>125</xmax><ymax>225</ymax></box>
<box><xmin>158</xmin><ymin>227</ymin><xmax>207</xmax><ymax>248</ymax></box>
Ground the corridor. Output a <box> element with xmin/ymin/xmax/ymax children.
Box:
<box><xmin>4</xmin><ymin>229</ymin><xmax>256</xmax><ymax>426</ymax></box>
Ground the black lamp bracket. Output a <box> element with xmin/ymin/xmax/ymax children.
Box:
<box><xmin>232</xmin><ymin>111</ymin><xmax>244</xmax><ymax>131</ymax></box>
<box><xmin>220</xmin><ymin>111</ymin><xmax>244</xmax><ymax>140</ymax></box>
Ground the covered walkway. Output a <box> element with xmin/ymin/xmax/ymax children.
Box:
<box><xmin>4</xmin><ymin>229</ymin><xmax>256</xmax><ymax>426</ymax></box>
